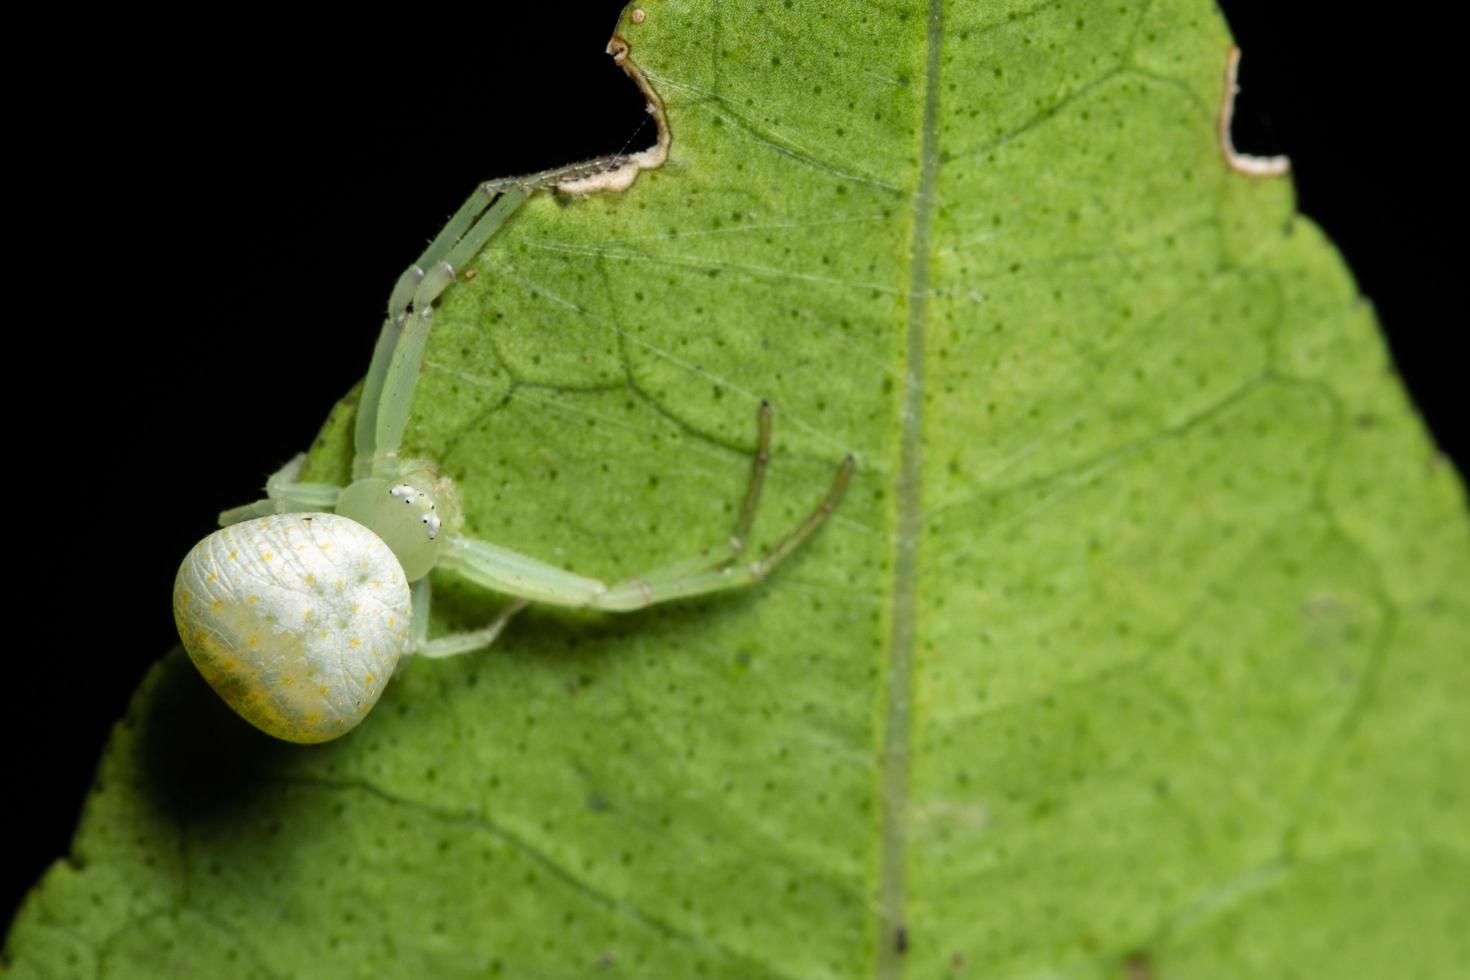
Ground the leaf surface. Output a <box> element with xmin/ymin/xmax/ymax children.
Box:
<box><xmin>9</xmin><ymin>2</ymin><xmax>1468</xmax><ymax>977</ymax></box>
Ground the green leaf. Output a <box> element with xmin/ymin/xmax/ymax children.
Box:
<box><xmin>9</xmin><ymin>1</ymin><xmax>1467</xmax><ymax>977</ymax></box>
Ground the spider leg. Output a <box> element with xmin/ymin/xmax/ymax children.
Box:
<box><xmin>574</xmin><ymin>400</ymin><xmax>776</xmax><ymax>587</ymax></box>
<box><xmin>437</xmin><ymin>431</ymin><xmax>854</xmax><ymax>612</ymax></box>
<box><xmin>356</xmin><ymin>159</ymin><xmax>650</xmax><ymax>479</ymax></box>
<box><xmin>265</xmin><ymin>453</ymin><xmax>341</xmax><ymax>508</ymax></box>
<box><xmin>217</xmin><ymin>454</ymin><xmax>342</xmax><ymax>525</ymax></box>
<box><xmin>589</xmin><ymin>452</ymin><xmax>851</xmax><ymax>610</ymax></box>
<box><xmin>406</xmin><ymin>575</ymin><xmax>529</xmax><ymax>659</ymax></box>
<box><xmin>354</xmin><ymin>184</ymin><xmax>525</xmax><ymax>479</ymax></box>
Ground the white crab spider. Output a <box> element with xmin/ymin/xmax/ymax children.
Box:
<box><xmin>173</xmin><ymin>164</ymin><xmax>854</xmax><ymax>744</ymax></box>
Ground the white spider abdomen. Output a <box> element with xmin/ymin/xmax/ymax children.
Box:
<box><xmin>173</xmin><ymin>512</ymin><xmax>412</xmax><ymax>743</ymax></box>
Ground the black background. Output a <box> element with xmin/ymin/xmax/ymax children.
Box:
<box><xmin>6</xmin><ymin>2</ymin><xmax>1461</xmax><ymax>930</ymax></box>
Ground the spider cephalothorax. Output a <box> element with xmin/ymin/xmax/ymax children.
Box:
<box><xmin>336</xmin><ymin>462</ymin><xmax>460</xmax><ymax>581</ymax></box>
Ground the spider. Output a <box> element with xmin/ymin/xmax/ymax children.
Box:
<box><xmin>173</xmin><ymin>166</ymin><xmax>854</xmax><ymax>744</ymax></box>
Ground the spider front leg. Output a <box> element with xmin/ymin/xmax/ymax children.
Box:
<box><xmin>356</xmin><ymin>161</ymin><xmax>633</xmax><ymax>480</ymax></box>
<box><xmin>354</xmin><ymin>183</ymin><xmax>528</xmax><ymax>480</ymax></box>
<box><xmin>436</xmin><ymin>404</ymin><xmax>855</xmax><ymax>612</ymax></box>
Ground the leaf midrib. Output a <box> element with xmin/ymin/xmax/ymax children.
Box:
<box><xmin>875</xmin><ymin>0</ymin><xmax>944</xmax><ymax>976</ymax></box>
